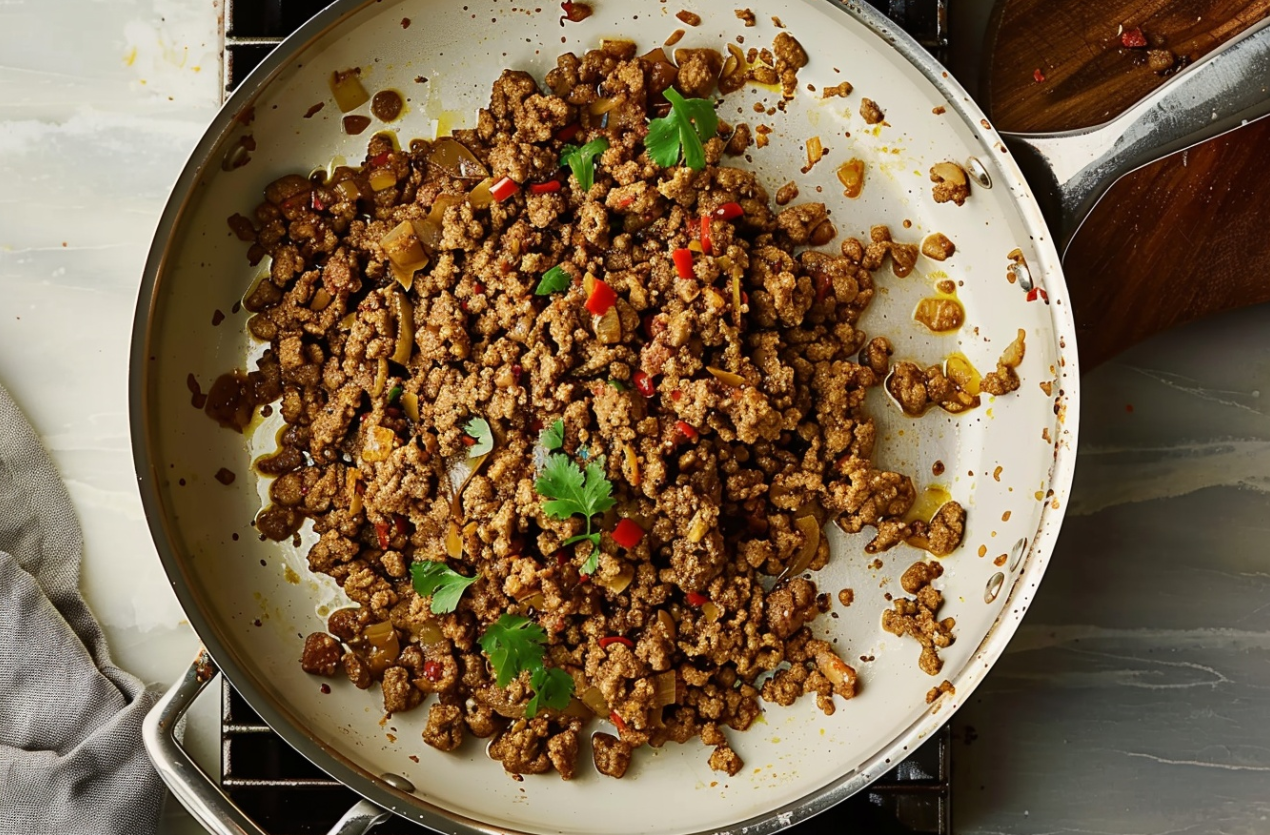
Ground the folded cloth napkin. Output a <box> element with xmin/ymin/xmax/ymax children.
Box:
<box><xmin>0</xmin><ymin>383</ymin><xmax>165</xmax><ymax>835</ymax></box>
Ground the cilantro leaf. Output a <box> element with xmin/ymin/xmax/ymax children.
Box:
<box><xmin>645</xmin><ymin>89</ymin><xmax>719</xmax><ymax>171</ymax></box>
<box><xmin>579</xmin><ymin>547</ymin><xmax>600</xmax><ymax>577</ymax></box>
<box><xmin>411</xmin><ymin>561</ymin><xmax>480</xmax><ymax>615</ymax></box>
<box><xmin>540</xmin><ymin>418</ymin><xmax>565</xmax><ymax>451</ymax></box>
<box><xmin>526</xmin><ymin>666</ymin><xmax>574</xmax><ymax>718</ymax></box>
<box><xmin>535</xmin><ymin>265</ymin><xmax>571</xmax><ymax>296</ymax></box>
<box><xmin>560</xmin><ymin>137</ymin><xmax>609</xmax><ymax>191</ymax></box>
<box><xmin>478</xmin><ymin>614</ymin><xmax>548</xmax><ymax>688</ymax></box>
<box><xmin>463</xmin><ymin>417</ymin><xmax>494</xmax><ymax>457</ymax></box>
<box><xmin>537</xmin><ymin>455</ymin><xmax>615</xmax><ymax>523</ymax></box>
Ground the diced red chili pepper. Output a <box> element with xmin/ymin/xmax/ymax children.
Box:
<box><xmin>375</xmin><ymin>521</ymin><xmax>391</xmax><ymax>549</ymax></box>
<box><xmin>1032</xmin><ymin>68</ymin><xmax>1045</xmax><ymax>83</ymax></box>
<box><xmin>461</xmin><ymin>434</ymin><xmax>477</xmax><ymax>446</ymax></box>
<box><xmin>741</xmin><ymin>290</ymin><xmax>749</xmax><ymax>305</ymax></box>
<box><xmin>1026</xmin><ymin>287</ymin><xmax>1040</xmax><ymax>302</ymax></box>
<box><xmin>422</xmin><ymin>659</ymin><xmax>443</xmax><ymax>681</ymax></box>
<box><xmin>529</xmin><ymin>180</ymin><xmax>562</xmax><ymax>194</ymax></box>
<box><xmin>585</xmin><ymin>278</ymin><xmax>617</xmax><ymax>315</ymax></box>
<box><xmin>676</xmin><ymin>420</ymin><xmax>698</xmax><ymax>441</ymax></box>
<box><xmin>609</xmin><ymin>709</ymin><xmax>629</xmax><ymax>734</ymax></box>
<box><xmin>686</xmin><ymin>591</ymin><xmax>709</xmax><ymax>607</ymax></box>
<box><xmin>370</xmin><ymin>151</ymin><xmax>391</xmax><ymax>166</ymax></box>
<box><xmin>672</xmin><ymin>248</ymin><xmax>694</xmax><ymax>280</ymax></box>
<box><xmin>611</xmin><ymin>518</ymin><xmax>645</xmax><ymax>549</ymax></box>
<box><xmin>713</xmin><ymin>201</ymin><xmax>744</xmax><ymax>221</ymax></box>
<box><xmin>490</xmin><ymin>176</ymin><xmax>519</xmax><ymax>202</ymax></box>
<box><xmin>311</xmin><ymin>192</ymin><xmax>326</xmax><ymax>211</ymax></box>
<box><xmin>671</xmin><ymin>389</ymin><xmax>682</xmax><ymax>401</ymax></box>
<box><xmin>1039</xmin><ymin>289</ymin><xmax>1049</xmax><ymax>303</ymax></box>
<box><xmin>460</xmin><ymin>300</ymin><xmax>469</xmax><ymax>312</ymax></box>
<box><xmin>814</xmin><ymin>273</ymin><xmax>832</xmax><ymax>302</ymax></box>
<box><xmin>555</xmin><ymin>122</ymin><xmax>581</xmax><ymax>142</ymax></box>
<box><xmin>1120</xmin><ymin>27</ymin><xmax>1147</xmax><ymax>48</ymax></box>
<box><xmin>700</xmin><ymin>215</ymin><xmax>713</xmax><ymax>254</ymax></box>
<box><xmin>614</xmin><ymin>193</ymin><xmax>636</xmax><ymax>209</ymax></box>
<box><xmin>393</xmin><ymin>514</ymin><xmax>408</xmax><ymax>537</ymax></box>
<box><xmin>599</xmin><ymin>636</ymin><xmax>635</xmax><ymax>650</ymax></box>
<box><xmin>633</xmin><ymin>371</ymin><xmax>655</xmax><ymax>397</ymax></box>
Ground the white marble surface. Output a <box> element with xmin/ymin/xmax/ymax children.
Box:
<box><xmin>5</xmin><ymin>2</ymin><xmax>1270</xmax><ymax>834</ymax></box>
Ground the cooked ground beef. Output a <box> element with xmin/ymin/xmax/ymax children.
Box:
<box><xmin>217</xmin><ymin>34</ymin><xmax>1018</xmax><ymax>781</ymax></box>
<box><xmin>882</xmin><ymin>561</ymin><xmax>955</xmax><ymax>676</ymax></box>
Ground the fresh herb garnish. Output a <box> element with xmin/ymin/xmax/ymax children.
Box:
<box><xmin>560</xmin><ymin>137</ymin><xmax>609</xmax><ymax>191</ymax></box>
<box><xmin>411</xmin><ymin>561</ymin><xmax>480</xmax><ymax>615</ymax></box>
<box><xmin>478</xmin><ymin>613</ymin><xmax>574</xmax><ymax>717</ymax></box>
<box><xmin>645</xmin><ymin>88</ymin><xmax>719</xmax><ymax>171</ymax></box>
<box><xmin>607</xmin><ymin>379</ymin><xmax>627</xmax><ymax>391</ymax></box>
<box><xmin>536</xmin><ymin>452</ymin><xmax>614</xmax><ymax>554</ymax></box>
<box><xmin>463</xmin><ymin>417</ymin><xmax>494</xmax><ymax>457</ymax></box>
<box><xmin>540</xmin><ymin>418</ymin><xmax>565</xmax><ymax>451</ymax></box>
<box><xmin>387</xmin><ymin>384</ymin><xmax>402</xmax><ymax>404</ymax></box>
<box><xmin>534</xmin><ymin>265</ymin><xmax>571</xmax><ymax>296</ymax></box>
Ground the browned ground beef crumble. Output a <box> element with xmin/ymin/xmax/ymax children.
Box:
<box><xmin>217</xmin><ymin>36</ymin><xmax>1018</xmax><ymax>780</ymax></box>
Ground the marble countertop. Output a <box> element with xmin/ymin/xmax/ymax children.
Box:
<box><xmin>4</xmin><ymin>2</ymin><xmax>1268</xmax><ymax>834</ymax></box>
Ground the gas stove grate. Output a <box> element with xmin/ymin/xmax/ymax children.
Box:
<box><xmin>222</xmin><ymin>680</ymin><xmax>950</xmax><ymax>834</ymax></box>
<box><xmin>218</xmin><ymin>0</ymin><xmax>951</xmax><ymax>830</ymax></box>
<box><xmin>220</xmin><ymin>0</ymin><xmax>947</xmax><ymax>99</ymax></box>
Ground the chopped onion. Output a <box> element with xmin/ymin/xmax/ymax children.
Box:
<box><xmin>651</xmin><ymin>671</ymin><xmax>678</xmax><ymax>708</ymax></box>
<box><xmin>401</xmin><ymin>391</ymin><xmax>420</xmax><ymax>423</ymax></box>
<box><xmin>837</xmin><ymin>158</ymin><xmax>865</xmax><ymax>199</ymax></box>
<box><xmin>334</xmin><ymin>179</ymin><xmax>364</xmax><ymax>203</ymax></box>
<box><xmin>589</xmin><ymin>97</ymin><xmax>619</xmax><ymax>115</ymax></box>
<box><xmin>310</xmin><ymin>287</ymin><xmax>333</xmax><ymax>312</ymax></box>
<box><xmin>730</xmin><ymin>269</ymin><xmax>743</xmax><ymax>326</ymax></box>
<box><xmin>561</xmin><ymin>697</ymin><xmax>593</xmax><ymax>719</ymax></box>
<box><xmin>391</xmin><ymin>290</ymin><xmax>414</xmax><ymax>364</ymax></box>
<box><xmin>580</xmin><ymin>685</ymin><xmax>610</xmax><ymax>717</ymax></box>
<box><xmin>412</xmin><ymin>620</ymin><xmax>445</xmax><ymax>646</ymax></box>
<box><xmin>445</xmin><ymin>521</ymin><xmax>463</xmax><ymax>559</ymax></box>
<box><xmin>686</xmin><ymin>511</ymin><xmax>710</xmax><ymax>544</ymax></box>
<box><xmin>371</xmin><ymin>357</ymin><xmax>388</xmax><ymax>398</ymax></box>
<box><xmin>657</xmin><ymin>609</ymin><xmax>677</xmax><ymax>640</ymax></box>
<box><xmin>368</xmin><ymin>168</ymin><xmax>398</xmax><ymax>192</ymax></box>
<box><xmin>380</xmin><ymin>221</ymin><xmax>427</xmax><ymax>270</ymax></box>
<box><xmin>362</xmin><ymin>621</ymin><xmax>399</xmax><ymax>673</ymax></box>
<box><xmin>594</xmin><ymin>564</ymin><xmax>634</xmax><ymax>595</ymax></box>
<box><xmin>782</xmin><ymin>514</ymin><xmax>822</xmax><ymax>579</ymax></box>
<box><xmin>594</xmin><ymin>306</ymin><xmax>621</xmax><ymax>344</ymax></box>
<box><xmin>347</xmin><ymin>470</ymin><xmax>363</xmax><ymax>516</ymax></box>
<box><xmin>806</xmin><ymin>136</ymin><xmax>823</xmax><ymax>169</ymax></box>
<box><xmin>519</xmin><ymin>591</ymin><xmax>547</xmax><ymax>610</ymax></box>
<box><xmin>413</xmin><ymin>194</ymin><xmax>463</xmax><ymax>249</ymax></box>
<box><xmin>362</xmin><ymin>425</ymin><xmax>396</xmax><ymax>462</ymax></box>
<box><xmin>467</xmin><ymin>177</ymin><xmax>496</xmax><ymax>209</ymax></box>
<box><xmin>329</xmin><ymin>68</ymin><xmax>370</xmax><ymax>113</ymax></box>
<box><xmin>706</xmin><ymin>366</ymin><xmax>745</xmax><ymax>387</ymax></box>
<box><xmin>701</xmin><ymin>601</ymin><xmax>724</xmax><ymax>623</ymax></box>
<box><xmin>339</xmin><ymin>312</ymin><xmax>357</xmax><ymax>330</ymax></box>
<box><xmin>427</xmin><ymin>137</ymin><xmax>489</xmax><ymax>180</ymax></box>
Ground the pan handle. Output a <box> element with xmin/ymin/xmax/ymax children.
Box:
<box><xmin>1001</xmin><ymin>14</ymin><xmax>1270</xmax><ymax>252</ymax></box>
<box><xmin>143</xmin><ymin>650</ymin><xmax>411</xmax><ymax>835</ymax></box>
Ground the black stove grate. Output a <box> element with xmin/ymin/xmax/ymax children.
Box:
<box><xmin>219</xmin><ymin>1</ymin><xmax>951</xmax><ymax>831</ymax></box>
<box><xmin>222</xmin><ymin>680</ymin><xmax>950</xmax><ymax>834</ymax></box>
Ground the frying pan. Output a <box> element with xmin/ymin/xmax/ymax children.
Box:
<box><xmin>129</xmin><ymin>2</ymin><xmax>1270</xmax><ymax>833</ymax></box>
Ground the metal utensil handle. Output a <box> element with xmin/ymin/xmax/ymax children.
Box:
<box><xmin>1002</xmin><ymin>14</ymin><xmax>1270</xmax><ymax>250</ymax></box>
<box><xmin>143</xmin><ymin>651</ymin><xmax>396</xmax><ymax>835</ymax></box>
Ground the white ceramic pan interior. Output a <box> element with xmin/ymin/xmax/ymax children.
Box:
<box><xmin>132</xmin><ymin>1</ymin><xmax>1079</xmax><ymax>833</ymax></box>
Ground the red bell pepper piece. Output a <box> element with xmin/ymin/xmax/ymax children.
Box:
<box><xmin>672</xmin><ymin>248</ymin><xmax>694</xmax><ymax>279</ymax></box>
<box><xmin>686</xmin><ymin>591</ymin><xmax>709</xmax><ymax>607</ymax></box>
<box><xmin>700</xmin><ymin>215</ymin><xmax>713</xmax><ymax>254</ymax></box>
<box><xmin>555</xmin><ymin>122</ymin><xmax>581</xmax><ymax>142</ymax></box>
<box><xmin>585</xmin><ymin>279</ymin><xmax>617</xmax><ymax>316</ymax></box>
<box><xmin>676</xmin><ymin>420</ymin><xmax>698</xmax><ymax>441</ymax></box>
<box><xmin>599</xmin><ymin>636</ymin><xmax>635</xmax><ymax>650</ymax></box>
<box><xmin>490</xmin><ymin>176</ymin><xmax>519</xmax><ymax>202</ymax></box>
<box><xmin>374</xmin><ymin>521</ymin><xmax>391</xmax><ymax>550</ymax></box>
<box><xmin>712</xmin><ymin>201</ymin><xmax>743</xmax><ymax>221</ymax></box>
<box><xmin>529</xmin><ymin>180</ymin><xmax>561</xmax><ymax>194</ymax></box>
<box><xmin>633</xmin><ymin>371</ymin><xmax>654</xmax><ymax>397</ymax></box>
<box><xmin>611</xmin><ymin>518</ymin><xmax>645</xmax><ymax>549</ymax></box>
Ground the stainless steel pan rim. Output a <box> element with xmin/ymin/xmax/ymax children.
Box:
<box><xmin>129</xmin><ymin>1</ymin><xmax>1079</xmax><ymax>833</ymax></box>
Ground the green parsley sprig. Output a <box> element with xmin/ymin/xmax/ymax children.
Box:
<box><xmin>411</xmin><ymin>561</ymin><xmax>480</xmax><ymax>615</ymax></box>
<box><xmin>560</xmin><ymin>137</ymin><xmax>609</xmax><ymax>191</ymax></box>
<box><xmin>534</xmin><ymin>419</ymin><xmax>613</xmax><ymax>575</ymax></box>
<box><xmin>539</xmin><ymin>418</ymin><xmax>565</xmax><ymax>451</ymax></box>
<box><xmin>645</xmin><ymin>88</ymin><xmax>719</xmax><ymax>171</ymax></box>
<box><xmin>478</xmin><ymin>614</ymin><xmax>574</xmax><ymax>717</ymax></box>
<box><xmin>463</xmin><ymin>417</ymin><xmax>494</xmax><ymax>457</ymax></box>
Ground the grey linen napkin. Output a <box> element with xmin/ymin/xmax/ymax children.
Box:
<box><xmin>0</xmin><ymin>383</ymin><xmax>165</xmax><ymax>835</ymax></box>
